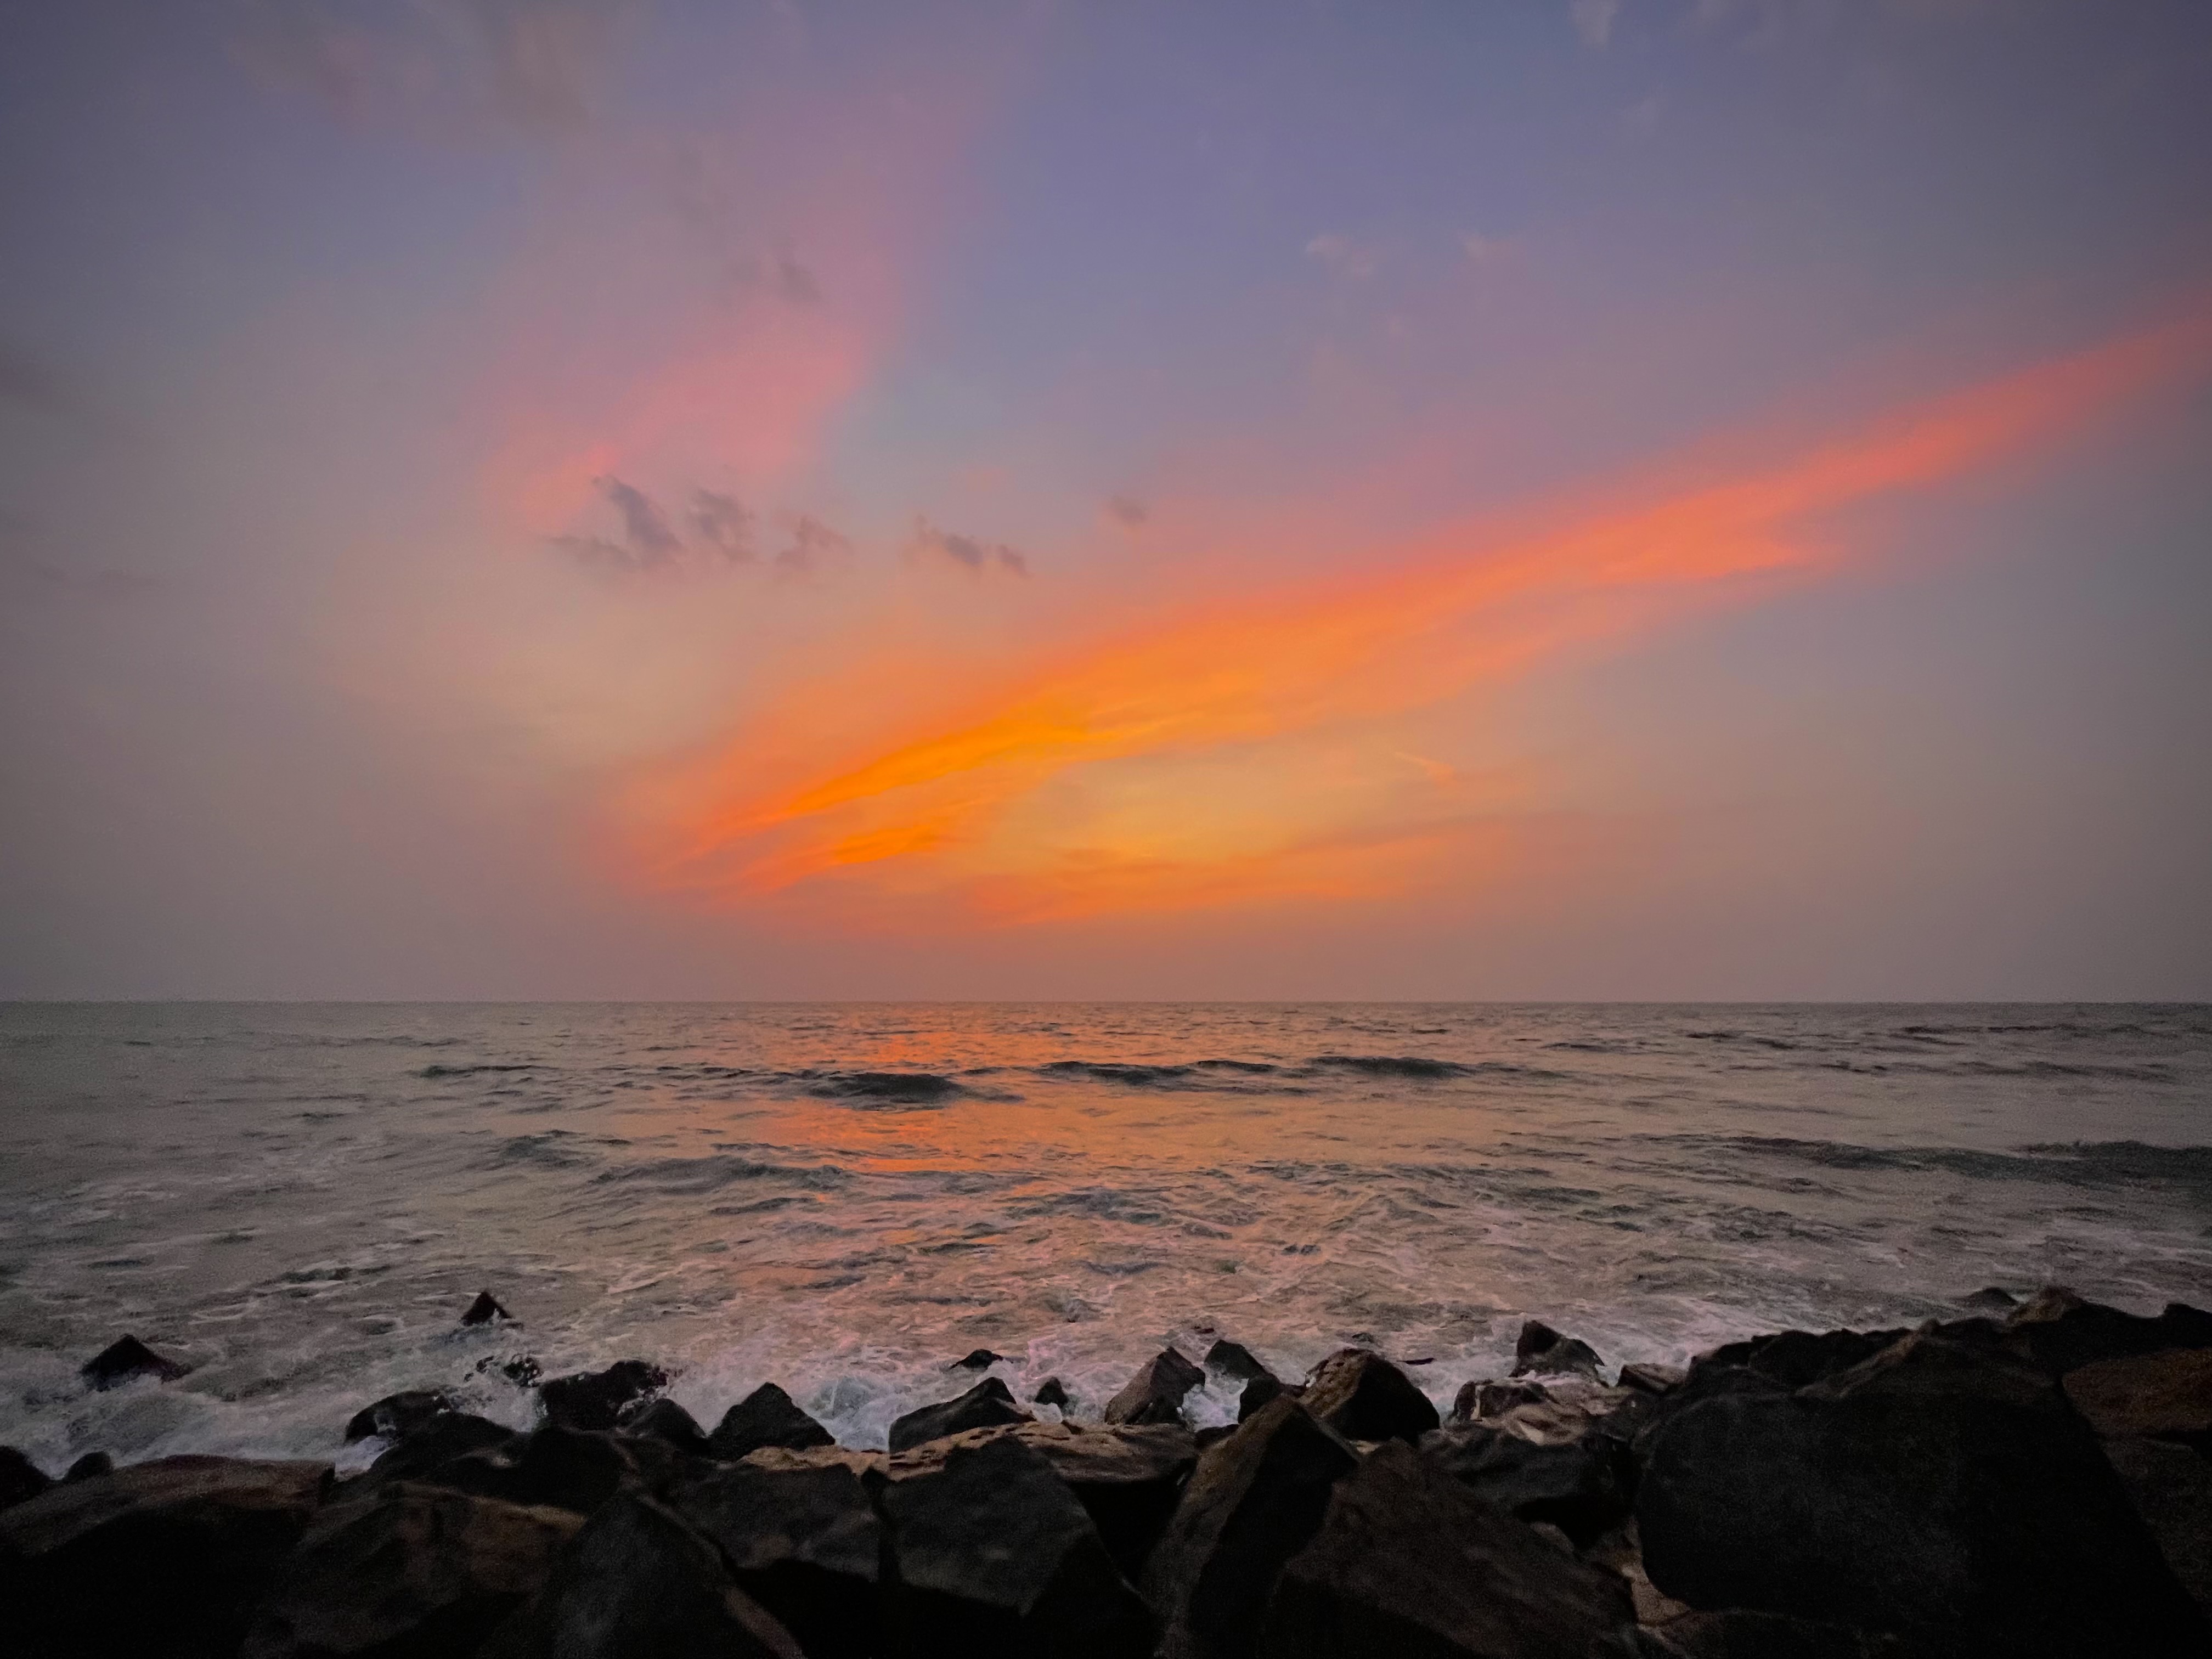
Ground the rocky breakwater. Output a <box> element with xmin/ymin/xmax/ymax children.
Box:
<box><xmin>4</xmin><ymin>1286</ymin><xmax>2211</xmax><ymax>1657</ymax></box>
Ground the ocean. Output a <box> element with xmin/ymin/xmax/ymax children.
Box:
<box><xmin>2</xmin><ymin>1001</ymin><xmax>2207</xmax><ymax>1470</ymax></box>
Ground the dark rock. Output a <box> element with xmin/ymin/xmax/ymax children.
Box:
<box><xmin>708</xmin><ymin>1382</ymin><xmax>835</xmax><ymax>1460</ymax></box>
<box><xmin>1452</xmin><ymin>1378</ymin><xmax>1552</xmax><ymax>1421</ymax></box>
<box><xmin>2062</xmin><ymin>1346</ymin><xmax>2212</xmax><ymax>1447</ymax></box>
<box><xmin>359</xmin><ymin>1412</ymin><xmax>518</xmax><ymax>1488</ymax></box>
<box><xmin>1420</xmin><ymin>1420</ymin><xmax>1630</xmax><ymax>1547</ymax></box>
<box><xmin>1692</xmin><ymin>1328</ymin><xmax>1907</xmax><ymax>1391</ymax></box>
<box><xmin>1035</xmin><ymin>1376</ymin><xmax>1071</xmax><ymax>1408</ymax></box>
<box><xmin>1963</xmin><ymin>1286</ymin><xmax>2020</xmax><ymax>1313</ymax></box>
<box><xmin>622</xmin><ymin>1396</ymin><xmax>710</xmax><ymax>1455</ymax></box>
<box><xmin>1138</xmin><ymin>1397</ymin><xmax>1359</xmax><ymax>1657</ymax></box>
<box><xmin>1205</xmin><ymin>1340</ymin><xmax>1274</xmax><ymax>1384</ymax></box>
<box><xmin>948</xmin><ymin>1347</ymin><xmax>1007</xmax><ymax>1370</ymax></box>
<box><xmin>63</xmin><ymin>1453</ymin><xmax>112</xmax><ymax>1483</ymax></box>
<box><xmin>2102</xmin><ymin>1435</ymin><xmax>2212</xmax><ymax>1614</ymax></box>
<box><xmin>240</xmin><ymin>1481</ymin><xmax>580</xmax><ymax>1658</ymax></box>
<box><xmin>429</xmin><ymin>1425</ymin><xmax>685</xmax><ymax>1515</ymax></box>
<box><xmin>0</xmin><ymin>1454</ymin><xmax>330</xmax><ymax>1659</ymax></box>
<box><xmin>1640</xmin><ymin>1608</ymin><xmax>1920</xmax><ymax>1658</ymax></box>
<box><xmin>966</xmin><ymin>1420</ymin><xmax>1201</xmax><ymax>1582</ymax></box>
<box><xmin>877</xmin><ymin>1432</ymin><xmax>1152</xmax><ymax>1658</ymax></box>
<box><xmin>0</xmin><ymin>1446</ymin><xmax>52</xmax><ymax>1510</ymax></box>
<box><xmin>462</xmin><ymin>1290</ymin><xmax>512</xmax><ymax>1326</ymax></box>
<box><xmin>1195</xmin><ymin>1425</ymin><xmax>1237</xmax><ymax>1451</ymax></box>
<box><xmin>539</xmin><ymin>1359</ymin><xmax>670</xmax><ymax>1432</ymax></box>
<box><xmin>1300</xmin><ymin>1347</ymin><xmax>1439</xmax><ymax>1443</ymax></box>
<box><xmin>670</xmin><ymin>1458</ymin><xmax>882</xmax><ymax>1659</ymax></box>
<box><xmin>343</xmin><ymin>1387</ymin><xmax>455</xmax><ymax>1443</ymax></box>
<box><xmin>888</xmin><ymin>1376</ymin><xmax>1031</xmax><ymax>1452</ymax></box>
<box><xmin>2001</xmin><ymin>1290</ymin><xmax>2212</xmax><ymax>1376</ymax></box>
<box><xmin>1258</xmin><ymin>1439</ymin><xmax>1635</xmax><ymax>1658</ymax></box>
<box><xmin>79</xmin><ymin>1333</ymin><xmax>189</xmax><ymax>1390</ymax></box>
<box><xmin>1637</xmin><ymin>1328</ymin><xmax>2209</xmax><ymax>1653</ymax></box>
<box><xmin>1238</xmin><ymin>1374</ymin><xmax>1289</xmax><ymax>1420</ymax></box>
<box><xmin>1513</xmin><ymin>1320</ymin><xmax>1603</xmax><ymax>1380</ymax></box>
<box><xmin>1104</xmin><ymin>1347</ymin><xmax>1206</xmax><ymax>1426</ymax></box>
<box><xmin>501</xmin><ymin>1356</ymin><xmax>541</xmax><ymax>1387</ymax></box>
<box><xmin>481</xmin><ymin>1491</ymin><xmax>803</xmax><ymax>1658</ymax></box>
<box><xmin>1620</xmin><ymin>1362</ymin><xmax>1686</xmax><ymax>1396</ymax></box>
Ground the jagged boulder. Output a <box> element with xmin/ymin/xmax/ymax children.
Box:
<box><xmin>0</xmin><ymin>1446</ymin><xmax>52</xmax><ymax>1510</ymax></box>
<box><xmin>1513</xmin><ymin>1321</ymin><xmax>1604</xmax><ymax>1380</ymax></box>
<box><xmin>877</xmin><ymin>1432</ymin><xmax>1152</xmax><ymax>1657</ymax></box>
<box><xmin>240</xmin><ymin>1482</ymin><xmax>580</xmax><ymax>1658</ymax></box>
<box><xmin>669</xmin><ymin>1458</ymin><xmax>883</xmax><ymax>1658</ymax></box>
<box><xmin>426</xmin><ymin>1425</ymin><xmax>684</xmax><ymax>1515</ymax></box>
<box><xmin>343</xmin><ymin>1388</ymin><xmax>455</xmax><ymax>1443</ymax></box>
<box><xmin>357</xmin><ymin>1413</ymin><xmax>517</xmax><ymax>1489</ymax></box>
<box><xmin>622</xmin><ymin>1397</ymin><xmax>711</xmax><ymax>1455</ymax></box>
<box><xmin>0</xmin><ymin>1454</ymin><xmax>330</xmax><ymax>1658</ymax></box>
<box><xmin>888</xmin><ymin>1376</ymin><xmax>1030</xmax><ymax>1452</ymax></box>
<box><xmin>1035</xmin><ymin>1377</ymin><xmax>1071</xmax><ymax>1408</ymax></box>
<box><xmin>1105</xmin><ymin>1348</ymin><xmax>1206</xmax><ymax>1427</ymax></box>
<box><xmin>1999</xmin><ymin>1290</ymin><xmax>2212</xmax><ymax>1375</ymax></box>
<box><xmin>539</xmin><ymin>1360</ymin><xmax>670</xmax><ymax>1432</ymax></box>
<box><xmin>1257</xmin><ymin>1440</ymin><xmax>1634</xmax><ymax>1658</ymax></box>
<box><xmin>1620</xmin><ymin>1363</ymin><xmax>1685</xmax><ymax>1396</ymax></box>
<box><xmin>1420</xmin><ymin>1420</ymin><xmax>1630</xmax><ymax>1545</ymax></box>
<box><xmin>707</xmin><ymin>1383</ymin><xmax>834</xmax><ymax>1460</ymax></box>
<box><xmin>462</xmin><ymin>1291</ymin><xmax>511</xmax><ymax>1325</ymax></box>
<box><xmin>1301</xmin><ymin>1348</ymin><xmax>1438</xmax><ymax>1443</ymax></box>
<box><xmin>1452</xmin><ymin>1378</ymin><xmax>1551</xmax><ymax>1421</ymax></box>
<box><xmin>2102</xmin><ymin>1436</ymin><xmax>2212</xmax><ymax>1614</ymax></box>
<box><xmin>79</xmin><ymin>1334</ymin><xmax>189</xmax><ymax>1390</ymax></box>
<box><xmin>1689</xmin><ymin>1328</ymin><xmax>1906</xmax><ymax>1390</ymax></box>
<box><xmin>1205</xmin><ymin>1340</ymin><xmax>1275</xmax><ymax>1385</ymax></box>
<box><xmin>948</xmin><ymin>1348</ymin><xmax>1007</xmax><ymax>1370</ymax></box>
<box><xmin>2062</xmin><ymin>1346</ymin><xmax>2212</xmax><ymax>1445</ymax></box>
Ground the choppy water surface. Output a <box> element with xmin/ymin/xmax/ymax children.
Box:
<box><xmin>2</xmin><ymin>1002</ymin><xmax>2207</xmax><ymax>1468</ymax></box>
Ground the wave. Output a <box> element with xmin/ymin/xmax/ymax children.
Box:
<box><xmin>798</xmin><ymin>1070</ymin><xmax>969</xmax><ymax>1105</ymax></box>
<box><xmin>589</xmin><ymin>1154</ymin><xmax>850</xmax><ymax>1194</ymax></box>
<box><xmin>1306</xmin><ymin>1054</ymin><xmax>1561</xmax><ymax>1081</ymax></box>
<box><xmin>1039</xmin><ymin>1059</ymin><xmax>1280</xmax><ymax>1090</ymax></box>
<box><xmin>418</xmin><ymin>1062</ymin><xmax>538</xmax><ymax>1079</ymax></box>
<box><xmin>1667</xmin><ymin>1134</ymin><xmax>2212</xmax><ymax>1193</ymax></box>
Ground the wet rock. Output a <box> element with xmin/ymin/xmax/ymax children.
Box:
<box><xmin>878</xmin><ymin>1431</ymin><xmax>1152</xmax><ymax>1658</ymax></box>
<box><xmin>2062</xmin><ymin>1346</ymin><xmax>2212</xmax><ymax>1446</ymax></box>
<box><xmin>462</xmin><ymin>1290</ymin><xmax>511</xmax><ymax>1326</ymax></box>
<box><xmin>1139</xmin><ymin>1397</ymin><xmax>1359</xmax><ymax>1657</ymax></box>
<box><xmin>623</xmin><ymin>1396</ymin><xmax>711</xmax><ymax>1455</ymax></box>
<box><xmin>240</xmin><ymin>1482</ymin><xmax>580</xmax><ymax>1659</ymax></box>
<box><xmin>430</xmin><ymin>1425</ymin><xmax>685</xmax><ymax>1515</ymax></box>
<box><xmin>79</xmin><ymin>1333</ymin><xmax>189</xmax><ymax>1390</ymax></box>
<box><xmin>888</xmin><ymin>1376</ymin><xmax>1031</xmax><ymax>1452</ymax></box>
<box><xmin>1453</xmin><ymin>1378</ymin><xmax>1552</xmax><ymax>1421</ymax></box>
<box><xmin>1104</xmin><ymin>1347</ymin><xmax>1206</xmax><ymax>1427</ymax></box>
<box><xmin>1639</xmin><ymin>1609</ymin><xmax>1918</xmax><ymax>1658</ymax></box>
<box><xmin>2102</xmin><ymin>1435</ymin><xmax>2212</xmax><ymax>1613</ymax></box>
<box><xmin>343</xmin><ymin>1387</ymin><xmax>455</xmax><ymax>1443</ymax></box>
<box><xmin>1259</xmin><ymin>1440</ymin><xmax>1635</xmax><ymax>1659</ymax></box>
<box><xmin>1034</xmin><ymin>1377</ymin><xmax>1071</xmax><ymax>1408</ymax></box>
<box><xmin>1513</xmin><ymin>1320</ymin><xmax>1604</xmax><ymax>1380</ymax></box>
<box><xmin>708</xmin><ymin>1382</ymin><xmax>835</xmax><ymax>1460</ymax></box>
<box><xmin>1691</xmin><ymin>1328</ymin><xmax>1906</xmax><ymax>1391</ymax></box>
<box><xmin>1637</xmin><ymin>1328</ymin><xmax>2209</xmax><ymax>1653</ymax></box>
<box><xmin>1420</xmin><ymin>1420</ymin><xmax>1630</xmax><ymax>1547</ymax></box>
<box><xmin>1300</xmin><ymin>1347</ymin><xmax>1439</xmax><ymax>1443</ymax></box>
<box><xmin>0</xmin><ymin>1446</ymin><xmax>52</xmax><ymax>1511</ymax></box>
<box><xmin>539</xmin><ymin>1359</ymin><xmax>670</xmax><ymax>1432</ymax></box>
<box><xmin>1237</xmin><ymin>1374</ymin><xmax>1290</xmax><ymax>1420</ymax></box>
<box><xmin>63</xmin><ymin>1453</ymin><xmax>112</xmax><ymax>1483</ymax></box>
<box><xmin>1620</xmin><ymin>1362</ymin><xmax>1686</xmax><ymax>1396</ymax></box>
<box><xmin>948</xmin><ymin>1347</ymin><xmax>1007</xmax><ymax>1370</ymax></box>
<box><xmin>669</xmin><ymin>1458</ymin><xmax>882</xmax><ymax>1658</ymax></box>
<box><xmin>1205</xmin><ymin>1340</ymin><xmax>1274</xmax><ymax>1385</ymax></box>
<box><xmin>482</xmin><ymin>1491</ymin><xmax>803</xmax><ymax>1658</ymax></box>
<box><xmin>359</xmin><ymin>1413</ymin><xmax>517</xmax><ymax>1489</ymax></box>
<box><xmin>0</xmin><ymin>1454</ymin><xmax>330</xmax><ymax>1659</ymax></box>
<box><xmin>1963</xmin><ymin>1286</ymin><xmax>2020</xmax><ymax>1313</ymax></box>
<box><xmin>2000</xmin><ymin>1290</ymin><xmax>2212</xmax><ymax>1376</ymax></box>
<box><xmin>500</xmin><ymin>1356</ymin><xmax>541</xmax><ymax>1387</ymax></box>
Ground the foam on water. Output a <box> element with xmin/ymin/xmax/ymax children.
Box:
<box><xmin>2</xmin><ymin>1002</ymin><xmax>2208</xmax><ymax>1468</ymax></box>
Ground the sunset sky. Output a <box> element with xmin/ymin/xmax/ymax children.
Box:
<box><xmin>4</xmin><ymin>1</ymin><xmax>2210</xmax><ymax>999</ymax></box>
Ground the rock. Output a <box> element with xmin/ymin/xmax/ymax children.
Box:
<box><xmin>1963</xmin><ymin>1286</ymin><xmax>2020</xmax><ymax>1313</ymax></box>
<box><xmin>1453</xmin><ymin>1378</ymin><xmax>1552</xmax><ymax>1421</ymax></box>
<box><xmin>707</xmin><ymin>1383</ymin><xmax>835</xmax><ymax>1460</ymax></box>
<box><xmin>1513</xmin><ymin>1320</ymin><xmax>1604</xmax><ymax>1380</ymax></box>
<box><xmin>1104</xmin><ymin>1347</ymin><xmax>1206</xmax><ymax>1426</ymax></box>
<box><xmin>343</xmin><ymin>1387</ymin><xmax>455</xmax><ymax>1443</ymax></box>
<box><xmin>462</xmin><ymin>1290</ymin><xmax>512</xmax><ymax>1325</ymax></box>
<box><xmin>0</xmin><ymin>1454</ymin><xmax>330</xmax><ymax>1659</ymax></box>
<box><xmin>877</xmin><ymin>1432</ymin><xmax>1152</xmax><ymax>1657</ymax></box>
<box><xmin>1583</xmin><ymin>1518</ymin><xmax>1693</xmax><ymax>1626</ymax></box>
<box><xmin>1300</xmin><ymin>1347</ymin><xmax>1439</xmax><ymax>1443</ymax></box>
<box><xmin>1691</xmin><ymin>1328</ymin><xmax>1906</xmax><ymax>1391</ymax></box>
<box><xmin>888</xmin><ymin>1376</ymin><xmax>1031</xmax><ymax>1452</ymax></box>
<box><xmin>1639</xmin><ymin>1609</ymin><xmax>1916</xmax><ymax>1657</ymax></box>
<box><xmin>670</xmin><ymin>1458</ymin><xmax>883</xmax><ymax>1658</ymax></box>
<box><xmin>0</xmin><ymin>1446</ymin><xmax>52</xmax><ymax>1510</ymax></box>
<box><xmin>1205</xmin><ymin>1340</ymin><xmax>1274</xmax><ymax>1384</ymax></box>
<box><xmin>949</xmin><ymin>1347</ymin><xmax>1007</xmax><ymax>1369</ymax></box>
<box><xmin>240</xmin><ymin>1482</ymin><xmax>580</xmax><ymax>1658</ymax></box>
<box><xmin>500</xmin><ymin>1356</ymin><xmax>541</xmax><ymax>1387</ymax></box>
<box><xmin>63</xmin><ymin>1453</ymin><xmax>112</xmax><ymax>1482</ymax></box>
<box><xmin>79</xmin><ymin>1333</ymin><xmax>189</xmax><ymax>1390</ymax></box>
<box><xmin>1420</xmin><ymin>1420</ymin><xmax>1630</xmax><ymax>1547</ymax></box>
<box><xmin>2102</xmin><ymin>1435</ymin><xmax>2212</xmax><ymax>1613</ymax></box>
<box><xmin>623</xmin><ymin>1397</ymin><xmax>711</xmax><ymax>1455</ymax></box>
<box><xmin>358</xmin><ymin>1412</ymin><xmax>518</xmax><ymax>1488</ymax></box>
<box><xmin>1636</xmin><ymin>1328</ymin><xmax>2209</xmax><ymax>1653</ymax></box>
<box><xmin>428</xmin><ymin>1425</ymin><xmax>685</xmax><ymax>1515</ymax></box>
<box><xmin>481</xmin><ymin>1491</ymin><xmax>803</xmax><ymax>1658</ymax></box>
<box><xmin>539</xmin><ymin>1359</ymin><xmax>670</xmax><ymax>1432</ymax></box>
<box><xmin>1259</xmin><ymin>1439</ymin><xmax>1634</xmax><ymax>1658</ymax></box>
<box><xmin>1620</xmin><ymin>1363</ymin><xmax>1686</xmax><ymax>1396</ymax></box>
<box><xmin>1035</xmin><ymin>1377</ymin><xmax>1071</xmax><ymax>1408</ymax></box>
<box><xmin>1139</xmin><ymin>1397</ymin><xmax>1359</xmax><ymax>1656</ymax></box>
<box><xmin>1238</xmin><ymin>1374</ymin><xmax>1288</xmax><ymax>1420</ymax></box>
<box><xmin>2000</xmin><ymin>1290</ymin><xmax>2212</xmax><ymax>1376</ymax></box>
<box><xmin>2062</xmin><ymin>1346</ymin><xmax>2212</xmax><ymax>1446</ymax></box>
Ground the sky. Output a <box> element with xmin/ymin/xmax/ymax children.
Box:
<box><xmin>2</xmin><ymin>0</ymin><xmax>2210</xmax><ymax>1001</ymax></box>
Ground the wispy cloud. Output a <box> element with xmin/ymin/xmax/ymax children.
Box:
<box><xmin>775</xmin><ymin>514</ymin><xmax>853</xmax><ymax>576</ymax></box>
<box><xmin>689</xmin><ymin>489</ymin><xmax>754</xmax><ymax>562</ymax></box>
<box><xmin>911</xmin><ymin>516</ymin><xmax>1030</xmax><ymax>577</ymax></box>
<box><xmin>1570</xmin><ymin>0</ymin><xmax>1623</xmax><ymax>49</ymax></box>
<box><xmin>1104</xmin><ymin>494</ymin><xmax>1149</xmax><ymax>530</ymax></box>
<box><xmin>1305</xmin><ymin>233</ymin><xmax>1381</xmax><ymax>279</ymax></box>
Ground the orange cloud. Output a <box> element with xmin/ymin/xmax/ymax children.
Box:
<box><xmin>622</xmin><ymin>306</ymin><xmax>2212</xmax><ymax>924</ymax></box>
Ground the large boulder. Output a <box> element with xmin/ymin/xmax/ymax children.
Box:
<box><xmin>708</xmin><ymin>1383</ymin><xmax>834</xmax><ymax>1460</ymax></box>
<box><xmin>240</xmin><ymin>1482</ymin><xmax>580</xmax><ymax>1658</ymax></box>
<box><xmin>1138</xmin><ymin>1397</ymin><xmax>1359</xmax><ymax>1657</ymax></box>
<box><xmin>1689</xmin><ymin>1328</ymin><xmax>1908</xmax><ymax>1391</ymax></box>
<box><xmin>426</xmin><ymin>1425</ymin><xmax>685</xmax><ymax>1514</ymax></box>
<box><xmin>888</xmin><ymin>1376</ymin><xmax>1031</xmax><ymax>1452</ymax></box>
<box><xmin>2101</xmin><ymin>1436</ymin><xmax>2212</xmax><ymax>1614</ymax></box>
<box><xmin>342</xmin><ymin>1389</ymin><xmax>455</xmax><ymax>1443</ymax></box>
<box><xmin>79</xmin><ymin>1334</ymin><xmax>190</xmax><ymax>1390</ymax></box>
<box><xmin>1257</xmin><ymin>1440</ymin><xmax>1635</xmax><ymax>1658</ymax></box>
<box><xmin>1105</xmin><ymin>1348</ymin><xmax>1206</xmax><ymax>1427</ymax></box>
<box><xmin>1452</xmin><ymin>1379</ymin><xmax>1551</xmax><ymax>1423</ymax></box>
<box><xmin>0</xmin><ymin>1454</ymin><xmax>330</xmax><ymax>1658</ymax></box>
<box><xmin>481</xmin><ymin>1491</ymin><xmax>803</xmax><ymax>1658</ymax></box>
<box><xmin>1997</xmin><ymin>1290</ymin><xmax>2212</xmax><ymax>1376</ymax></box>
<box><xmin>2061</xmin><ymin>1346</ymin><xmax>2212</xmax><ymax>1446</ymax></box>
<box><xmin>670</xmin><ymin>1458</ymin><xmax>883</xmax><ymax>1659</ymax></box>
<box><xmin>356</xmin><ymin>1412</ymin><xmax>517</xmax><ymax>1489</ymax></box>
<box><xmin>1513</xmin><ymin>1322</ymin><xmax>1604</xmax><ymax>1381</ymax></box>
<box><xmin>539</xmin><ymin>1359</ymin><xmax>670</xmax><ymax>1432</ymax></box>
<box><xmin>1636</xmin><ymin>1329</ymin><xmax>2209</xmax><ymax>1654</ymax></box>
<box><xmin>623</xmin><ymin>1397</ymin><xmax>712</xmax><ymax>1455</ymax></box>
<box><xmin>1205</xmin><ymin>1341</ymin><xmax>1276</xmax><ymax>1386</ymax></box>
<box><xmin>1420</xmin><ymin>1420</ymin><xmax>1630</xmax><ymax>1547</ymax></box>
<box><xmin>876</xmin><ymin>1432</ymin><xmax>1152</xmax><ymax>1658</ymax></box>
<box><xmin>461</xmin><ymin>1291</ymin><xmax>511</xmax><ymax>1326</ymax></box>
<box><xmin>1638</xmin><ymin>1609</ymin><xmax>1918</xmax><ymax>1657</ymax></box>
<box><xmin>1301</xmin><ymin>1348</ymin><xmax>1440</xmax><ymax>1444</ymax></box>
<box><xmin>1</xmin><ymin>1447</ymin><xmax>53</xmax><ymax>1510</ymax></box>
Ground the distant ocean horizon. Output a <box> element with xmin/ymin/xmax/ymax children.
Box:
<box><xmin>4</xmin><ymin>1000</ymin><xmax>2208</xmax><ymax>1471</ymax></box>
